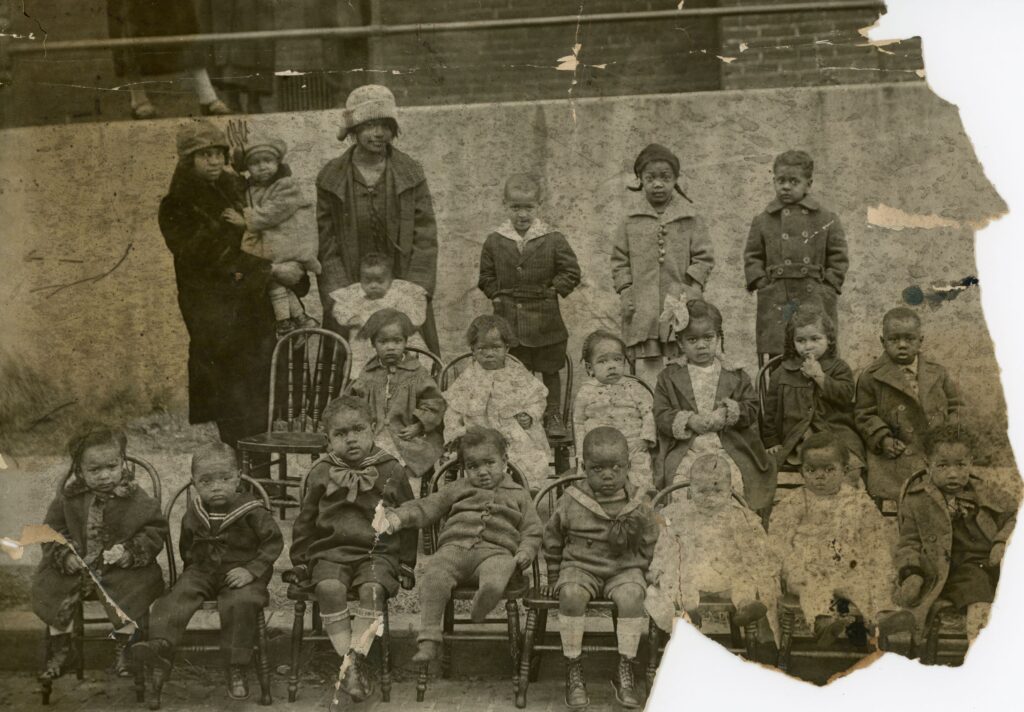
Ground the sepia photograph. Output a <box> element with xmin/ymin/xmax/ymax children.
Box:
<box><xmin>0</xmin><ymin>1</ymin><xmax>1020</xmax><ymax>710</ymax></box>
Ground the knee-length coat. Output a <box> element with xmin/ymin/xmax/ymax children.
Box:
<box><xmin>32</xmin><ymin>475</ymin><xmax>167</xmax><ymax>627</ymax></box>
<box><xmin>106</xmin><ymin>0</ymin><xmax>204</xmax><ymax>77</ymax></box>
<box><xmin>743</xmin><ymin>196</ymin><xmax>848</xmax><ymax>355</ymax></box>
<box><xmin>158</xmin><ymin>162</ymin><xmax>276</xmax><ymax>443</ymax></box>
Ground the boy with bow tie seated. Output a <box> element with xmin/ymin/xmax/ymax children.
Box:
<box><xmin>285</xmin><ymin>396</ymin><xmax>417</xmax><ymax>703</ymax></box>
<box><xmin>855</xmin><ymin>308</ymin><xmax>963</xmax><ymax>500</ymax></box>
<box><xmin>134</xmin><ymin>443</ymin><xmax>283</xmax><ymax>703</ymax></box>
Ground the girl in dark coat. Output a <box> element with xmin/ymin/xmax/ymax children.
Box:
<box><xmin>763</xmin><ymin>305</ymin><xmax>866</xmax><ymax>482</ymax></box>
<box><xmin>158</xmin><ymin>119</ymin><xmax>305</xmax><ymax>447</ymax></box>
<box><xmin>106</xmin><ymin>0</ymin><xmax>230</xmax><ymax>118</ymax></box>
<box><xmin>33</xmin><ymin>426</ymin><xmax>167</xmax><ymax>682</ymax></box>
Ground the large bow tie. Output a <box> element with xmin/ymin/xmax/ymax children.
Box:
<box><xmin>324</xmin><ymin>453</ymin><xmax>381</xmax><ymax>502</ymax></box>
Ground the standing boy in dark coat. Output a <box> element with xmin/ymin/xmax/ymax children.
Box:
<box><xmin>479</xmin><ymin>174</ymin><xmax>581</xmax><ymax>438</ymax></box>
<box><xmin>286</xmin><ymin>396</ymin><xmax>418</xmax><ymax>702</ymax></box>
<box><xmin>744</xmin><ymin>150</ymin><xmax>849</xmax><ymax>360</ymax></box>
<box><xmin>133</xmin><ymin>443</ymin><xmax>283</xmax><ymax>704</ymax></box>
<box><xmin>855</xmin><ymin>307</ymin><xmax>963</xmax><ymax>501</ymax></box>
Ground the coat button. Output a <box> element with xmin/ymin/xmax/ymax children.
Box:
<box><xmin>898</xmin><ymin>405</ymin><xmax>906</xmax><ymax>411</ymax></box>
<box><xmin>516</xmin><ymin>266</ymin><xmax>523</xmax><ymax>273</ymax></box>
<box><xmin>776</xmin><ymin>268</ymin><xmax>784</xmax><ymax>275</ymax></box>
<box><xmin>800</xmin><ymin>267</ymin><xmax>808</xmax><ymax>275</ymax></box>
<box><xmin>784</xmin><ymin>259</ymin><xmax>792</xmax><ymax>265</ymax></box>
<box><xmin>802</xmin><ymin>208</ymin><xmax>809</xmax><ymax>214</ymax></box>
<box><xmin>805</xmin><ymin>285</ymin><xmax>813</xmax><ymax>292</ymax></box>
<box><xmin>783</xmin><ymin>209</ymin><xmax>790</xmax><ymax>216</ymax></box>
<box><xmin>928</xmin><ymin>535</ymin><xmax>937</xmax><ymax>542</ymax></box>
<box><xmin>516</xmin><ymin>303</ymin><xmax>522</xmax><ymax>308</ymax></box>
<box><xmin>802</xmin><ymin>231</ymin><xmax>809</xmax><ymax>237</ymax></box>
<box><xmin>782</xmin><ymin>233</ymin><xmax>789</xmax><ymax>240</ymax></box>
<box><xmin>802</xmin><ymin>257</ymin><xmax>810</xmax><ymax>263</ymax></box>
<box><xmin>658</xmin><ymin>257</ymin><xmax>665</xmax><ymax>264</ymax></box>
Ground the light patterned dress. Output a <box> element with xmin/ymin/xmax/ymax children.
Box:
<box><xmin>329</xmin><ymin>279</ymin><xmax>428</xmax><ymax>376</ymax></box>
<box><xmin>445</xmin><ymin>359</ymin><xmax>550</xmax><ymax>486</ymax></box>
<box><xmin>769</xmin><ymin>485</ymin><xmax>898</xmax><ymax>625</ymax></box>
<box><xmin>573</xmin><ymin>378</ymin><xmax>656</xmax><ymax>489</ymax></box>
<box><xmin>646</xmin><ymin>497</ymin><xmax>780</xmax><ymax>639</ymax></box>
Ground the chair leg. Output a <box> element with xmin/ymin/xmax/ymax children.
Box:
<box><xmin>506</xmin><ymin>600</ymin><xmax>521</xmax><ymax>699</ymax></box>
<box><xmin>516</xmin><ymin>609</ymin><xmax>537</xmax><ymax>709</ymax></box>
<box><xmin>528</xmin><ymin>609</ymin><xmax>548</xmax><ymax>683</ymax></box>
<box><xmin>277</xmin><ymin>454</ymin><xmax>288</xmax><ymax>520</ymax></box>
<box><xmin>73</xmin><ymin>600</ymin><xmax>85</xmax><ymax>680</ymax></box>
<box><xmin>440</xmin><ymin>600</ymin><xmax>453</xmax><ymax>679</ymax></box>
<box><xmin>922</xmin><ymin>612</ymin><xmax>942</xmax><ymax>666</ymax></box>
<box><xmin>416</xmin><ymin>663</ymin><xmax>428</xmax><ymax>703</ymax></box>
<box><xmin>647</xmin><ymin>620</ymin><xmax>661</xmax><ymax>692</ymax></box>
<box><xmin>256</xmin><ymin>610</ymin><xmax>273</xmax><ymax>705</ymax></box>
<box><xmin>744</xmin><ymin>621</ymin><xmax>759</xmax><ymax>661</ymax></box>
<box><xmin>778</xmin><ymin>605</ymin><xmax>796</xmax><ymax>672</ymax></box>
<box><xmin>134</xmin><ymin>615</ymin><xmax>148</xmax><ymax>703</ymax></box>
<box><xmin>288</xmin><ymin>600</ymin><xmax>306</xmax><ymax>702</ymax></box>
<box><xmin>380</xmin><ymin>603</ymin><xmax>392</xmax><ymax>703</ymax></box>
<box><xmin>41</xmin><ymin>631</ymin><xmax>52</xmax><ymax>705</ymax></box>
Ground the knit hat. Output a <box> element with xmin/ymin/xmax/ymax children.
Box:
<box><xmin>232</xmin><ymin>132</ymin><xmax>287</xmax><ymax>171</ymax></box>
<box><xmin>338</xmin><ymin>84</ymin><xmax>399</xmax><ymax>140</ymax></box>
<box><xmin>633</xmin><ymin>143</ymin><xmax>680</xmax><ymax>179</ymax></box>
<box><xmin>176</xmin><ymin>119</ymin><xmax>229</xmax><ymax>160</ymax></box>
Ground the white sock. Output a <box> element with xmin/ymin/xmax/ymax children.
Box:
<box><xmin>190</xmin><ymin>68</ymin><xmax>219</xmax><ymax>104</ymax></box>
<box><xmin>616</xmin><ymin>617</ymin><xmax>646</xmax><ymax>658</ymax></box>
<box><xmin>559</xmin><ymin>615</ymin><xmax>586</xmax><ymax>659</ymax></box>
<box><xmin>321</xmin><ymin>607</ymin><xmax>352</xmax><ymax>656</ymax></box>
<box><xmin>49</xmin><ymin>623</ymin><xmax>73</xmax><ymax>635</ymax></box>
<box><xmin>351</xmin><ymin>608</ymin><xmax>381</xmax><ymax>655</ymax></box>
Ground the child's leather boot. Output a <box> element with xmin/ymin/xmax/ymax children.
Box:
<box><xmin>132</xmin><ymin>638</ymin><xmax>173</xmax><ymax>711</ymax></box>
<box><xmin>613</xmin><ymin>655</ymin><xmax>642</xmax><ymax>709</ymax></box>
<box><xmin>111</xmin><ymin>632</ymin><xmax>135</xmax><ymax>677</ymax></box>
<box><xmin>412</xmin><ymin>640</ymin><xmax>440</xmax><ymax>663</ymax></box>
<box><xmin>40</xmin><ymin>633</ymin><xmax>76</xmax><ymax>681</ymax></box>
<box><xmin>564</xmin><ymin>654</ymin><xmax>589</xmax><ymax>709</ymax></box>
<box><xmin>227</xmin><ymin>665</ymin><xmax>249</xmax><ymax>700</ymax></box>
<box><xmin>544</xmin><ymin>410</ymin><xmax>568</xmax><ymax>439</ymax></box>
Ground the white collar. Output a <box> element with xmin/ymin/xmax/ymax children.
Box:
<box><xmin>493</xmin><ymin>219</ymin><xmax>553</xmax><ymax>245</ymax></box>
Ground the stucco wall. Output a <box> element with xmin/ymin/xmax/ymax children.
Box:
<box><xmin>0</xmin><ymin>83</ymin><xmax>1009</xmax><ymax>456</ymax></box>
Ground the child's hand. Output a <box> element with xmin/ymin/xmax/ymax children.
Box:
<box><xmin>397</xmin><ymin>422</ymin><xmax>423</xmax><ymax>440</ymax></box>
<box><xmin>514</xmin><ymin>412</ymin><xmax>533</xmax><ymax>430</ymax></box>
<box><xmin>800</xmin><ymin>356</ymin><xmax>825</xmax><ymax>385</ymax></box>
<box><xmin>399</xmin><ymin>564</ymin><xmax>416</xmax><ymax>590</ymax></box>
<box><xmin>270</xmin><ymin>262</ymin><xmax>304</xmax><ymax>286</ymax></box>
<box><xmin>384</xmin><ymin>510</ymin><xmax>403</xmax><ymax>535</ymax></box>
<box><xmin>767</xmin><ymin>445</ymin><xmax>782</xmax><ymax>456</ymax></box>
<box><xmin>896</xmin><ymin>574</ymin><xmax>924</xmax><ymax>607</ymax></box>
<box><xmin>881</xmin><ymin>436</ymin><xmax>906</xmax><ymax>459</ymax></box>
<box><xmin>753</xmin><ymin>276</ymin><xmax>771</xmax><ymax>290</ymax></box>
<box><xmin>687</xmin><ymin>413</ymin><xmax>710</xmax><ymax>435</ymax></box>
<box><xmin>645</xmin><ymin>569</ymin><xmax>661</xmax><ymax>586</ymax></box>
<box><xmin>620</xmin><ymin>287</ymin><xmax>636</xmax><ymax>319</ymax></box>
<box><xmin>62</xmin><ymin>550</ymin><xmax>85</xmax><ymax>574</ymax></box>
<box><xmin>644</xmin><ymin>437</ymin><xmax>657</xmax><ymax>452</ymax></box>
<box><xmin>989</xmin><ymin>542</ymin><xmax>1007</xmax><ymax>567</ymax></box>
<box><xmin>282</xmin><ymin>565</ymin><xmax>310</xmax><ymax>584</ymax></box>
<box><xmin>225</xmin><ymin>567</ymin><xmax>256</xmax><ymax>589</ymax></box>
<box><xmin>103</xmin><ymin>544</ymin><xmax>132</xmax><ymax>567</ymax></box>
<box><xmin>540</xmin><ymin>581</ymin><xmax>558</xmax><ymax>599</ymax></box>
<box><xmin>706</xmin><ymin>408</ymin><xmax>729</xmax><ymax>432</ymax></box>
<box><xmin>514</xmin><ymin>551</ymin><xmax>533</xmax><ymax>571</ymax></box>
<box><xmin>221</xmin><ymin>208</ymin><xmax>246</xmax><ymax>227</ymax></box>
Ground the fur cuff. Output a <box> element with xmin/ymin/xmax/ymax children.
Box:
<box><xmin>671</xmin><ymin>411</ymin><xmax>695</xmax><ymax>439</ymax></box>
<box><xmin>721</xmin><ymin>399</ymin><xmax>741</xmax><ymax>427</ymax></box>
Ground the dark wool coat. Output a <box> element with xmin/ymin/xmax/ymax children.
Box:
<box><xmin>478</xmin><ymin>223</ymin><xmax>581</xmax><ymax>347</ymax></box>
<box><xmin>32</xmin><ymin>477</ymin><xmax>167</xmax><ymax>627</ymax></box>
<box><xmin>743</xmin><ymin>196</ymin><xmax>849</xmax><ymax>355</ymax></box>
<box><xmin>763</xmin><ymin>356</ymin><xmax>865</xmax><ymax>465</ymax></box>
<box><xmin>611</xmin><ymin>195</ymin><xmax>714</xmax><ymax>350</ymax></box>
<box><xmin>855</xmin><ymin>354</ymin><xmax>963</xmax><ymax>500</ymax></box>
<box><xmin>107</xmin><ymin>0</ymin><xmax>204</xmax><ymax>77</ymax></box>
<box><xmin>316</xmin><ymin>146</ymin><xmax>438</xmax><ymax>307</ymax></box>
<box><xmin>158</xmin><ymin>163</ymin><xmax>276</xmax><ymax>443</ymax></box>
<box><xmin>180</xmin><ymin>491</ymin><xmax>283</xmax><ymax>579</ymax></box>
<box><xmin>896</xmin><ymin>472</ymin><xmax>1016</xmax><ymax>629</ymax></box>
<box><xmin>543</xmin><ymin>482</ymin><xmax>659</xmax><ymax>582</ymax></box>
<box><xmin>653</xmin><ymin>362</ymin><xmax>777</xmax><ymax>510</ymax></box>
<box><xmin>395</xmin><ymin>477</ymin><xmax>542</xmax><ymax>559</ymax></box>
<box><xmin>349</xmin><ymin>353</ymin><xmax>446</xmax><ymax>477</ymax></box>
<box><xmin>290</xmin><ymin>453</ymin><xmax>417</xmax><ymax>570</ymax></box>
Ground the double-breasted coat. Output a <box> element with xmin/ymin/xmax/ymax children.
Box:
<box><xmin>478</xmin><ymin>221</ymin><xmax>581</xmax><ymax>348</ymax></box>
<box><xmin>743</xmin><ymin>196</ymin><xmax>848</xmax><ymax>355</ymax></box>
<box><xmin>316</xmin><ymin>146</ymin><xmax>439</xmax><ymax>350</ymax></box>
<box><xmin>855</xmin><ymin>354</ymin><xmax>963</xmax><ymax>500</ymax></box>
<box><xmin>895</xmin><ymin>472</ymin><xmax>1016</xmax><ymax>629</ymax></box>
<box><xmin>611</xmin><ymin>195</ymin><xmax>714</xmax><ymax>356</ymax></box>
<box><xmin>653</xmin><ymin>361</ymin><xmax>777</xmax><ymax>510</ymax></box>
<box><xmin>763</xmin><ymin>355</ymin><xmax>865</xmax><ymax>467</ymax></box>
<box><xmin>32</xmin><ymin>476</ymin><xmax>167</xmax><ymax>628</ymax></box>
<box><xmin>158</xmin><ymin>163</ymin><xmax>277</xmax><ymax>445</ymax></box>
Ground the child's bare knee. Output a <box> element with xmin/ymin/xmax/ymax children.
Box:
<box><xmin>315</xmin><ymin>579</ymin><xmax>348</xmax><ymax>609</ymax></box>
<box><xmin>610</xmin><ymin>583</ymin><xmax>645</xmax><ymax>614</ymax></box>
<box><xmin>358</xmin><ymin>582</ymin><xmax>387</xmax><ymax>609</ymax></box>
<box><xmin>559</xmin><ymin>584</ymin><xmax>591</xmax><ymax>614</ymax></box>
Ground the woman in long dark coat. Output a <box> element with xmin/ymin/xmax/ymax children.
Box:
<box><xmin>158</xmin><ymin>119</ymin><xmax>304</xmax><ymax>446</ymax></box>
<box><xmin>106</xmin><ymin>0</ymin><xmax>231</xmax><ymax>118</ymax></box>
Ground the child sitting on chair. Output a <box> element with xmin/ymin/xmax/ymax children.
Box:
<box><xmin>653</xmin><ymin>299</ymin><xmax>776</xmax><ymax>513</ymax></box>
<box><xmin>543</xmin><ymin>427</ymin><xmax>659</xmax><ymax>710</ymax></box>
<box><xmin>330</xmin><ymin>252</ymin><xmax>429</xmax><ymax>377</ymax></box>
<box><xmin>895</xmin><ymin>428</ymin><xmax>1016</xmax><ymax>643</ymax></box>
<box><xmin>645</xmin><ymin>454</ymin><xmax>779</xmax><ymax>643</ymax></box>
<box><xmin>573</xmin><ymin>330</ymin><xmax>656</xmax><ymax>494</ymax></box>
<box><xmin>287</xmin><ymin>396</ymin><xmax>417</xmax><ymax>703</ymax></box>
<box><xmin>134</xmin><ymin>443</ymin><xmax>283</xmax><ymax>703</ymax></box>
<box><xmin>769</xmin><ymin>432</ymin><xmax>908</xmax><ymax>644</ymax></box>
<box><xmin>33</xmin><ymin>425</ymin><xmax>167</xmax><ymax>683</ymax></box>
<box><xmin>445</xmin><ymin>314</ymin><xmax>551</xmax><ymax>487</ymax></box>
<box><xmin>348</xmin><ymin>308</ymin><xmax>446</xmax><ymax>481</ymax></box>
<box><xmin>379</xmin><ymin>426</ymin><xmax>542</xmax><ymax>662</ymax></box>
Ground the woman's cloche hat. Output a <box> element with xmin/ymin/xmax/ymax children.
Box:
<box><xmin>338</xmin><ymin>84</ymin><xmax>399</xmax><ymax>140</ymax></box>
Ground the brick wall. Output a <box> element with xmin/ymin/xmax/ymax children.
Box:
<box><xmin>717</xmin><ymin>0</ymin><xmax>923</xmax><ymax>89</ymax></box>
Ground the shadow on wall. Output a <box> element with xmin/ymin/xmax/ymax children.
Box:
<box><xmin>0</xmin><ymin>83</ymin><xmax>1010</xmax><ymax>458</ymax></box>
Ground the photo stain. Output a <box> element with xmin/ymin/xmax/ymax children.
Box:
<box><xmin>902</xmin><ymin>276</ymin><xmax>978</xmax><ymax>307</ymax></box>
